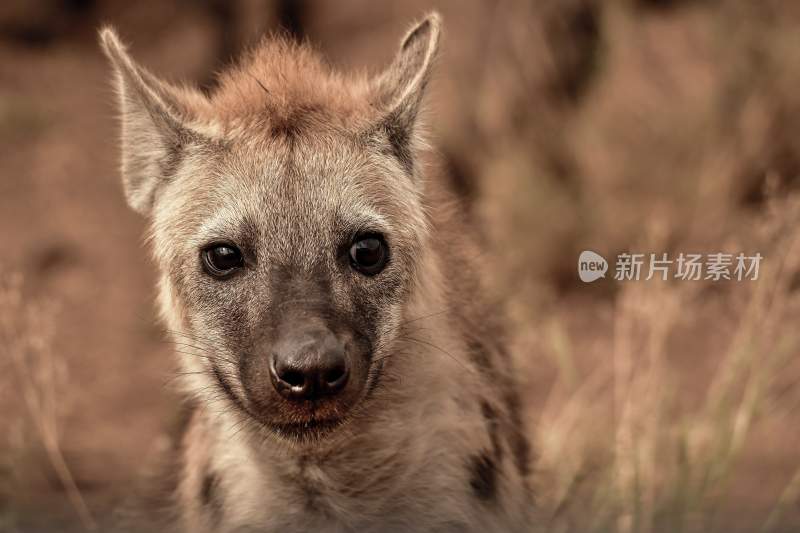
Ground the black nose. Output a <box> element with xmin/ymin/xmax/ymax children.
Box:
<box><xmin>269</xmin><ymin>329</ymin><xmax>349</xmax><ymax>401</ymax></box>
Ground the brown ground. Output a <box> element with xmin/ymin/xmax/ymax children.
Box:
<box><xmin>1</xmin><ymin>1</ymin><xmax>799</xmax><ymax>532</ymax></box>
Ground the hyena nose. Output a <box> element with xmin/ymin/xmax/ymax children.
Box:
<box><xmin>269</xmin><ymin>329</ymin><xmax>349</xmax><ymax>401</ymax></box>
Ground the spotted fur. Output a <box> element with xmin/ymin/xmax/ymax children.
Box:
<box><xmin>101</xmin><ymin>13</ymin><xmax>533</xmax><ymax>532</ymax></box>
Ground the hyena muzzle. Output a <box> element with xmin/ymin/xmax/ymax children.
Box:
<box><xmin>101</xmin><ymin>12</ymin><xmax>533</xmax><ymax>533</ymax></box>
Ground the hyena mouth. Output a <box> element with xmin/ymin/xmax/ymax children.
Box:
<box><xmin>267</xmin><ymin>417</ymin><xmax>348</xmax><ymax>441</ymax></box>
<box><xmin>249</xmin><ymin>397</ymin><xmax>361</xmax><ymax>442</ymax></box>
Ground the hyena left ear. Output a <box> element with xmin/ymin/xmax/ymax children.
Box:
<box><xmin>99</xmin><ymin>27</ymin><xmax>207</xmax><ymax>215</ymax></box>
<box><xmin>371</xmin><ymin>13</ymin><xmax>441</xmax><ymax>172</ymax></box>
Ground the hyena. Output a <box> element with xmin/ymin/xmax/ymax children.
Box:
<box><xmin>101</xmin><ymin>13</ymin><xmax>532</xmax><ymax>533</ymax></box>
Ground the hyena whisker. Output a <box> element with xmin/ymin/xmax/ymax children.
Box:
<box><xmin>198</xmin><ymin>396</ymin><xmax>254</xmax><ymax>427</ymax></box>
<box><xmin>162</xmin><ymin>327</ymin><xmax>217</xmax><ymax>342</ymax></box>
<box><xmin>163</xmin><ymin>341</ymin><xmax>221</xmax><ymax>354</ymax></box>
<box><xmin>162</xmin><ymin>373</ymin><xmax>226</xmax><ymax>390</ymax></box>
<box><xmin>167</xmin><ymin>345</ymin><xmax>238</xmax><ymax>366</ymax></box>
<box><xmin>192</xmin><ymin>392</ymin><xmax>230</xmax><ymax>408</ymax></box>
<box><xmin>162</xmin><ymin>370</ymin><xmax>216</xmax><ymax>386</ymax></box>
<box><xmin>390</xmin><ymin>308</ymin><xmax>453</xmax><ymax>333</ymax></box>
<box><xmin>202</xmin><ymin>395</ymin><xmax>242</xmax><ymax>417</ymax></box>
<box><xmin>160</xmin><ymin>339</ymin><xmax>220</xmax><ymax>353</ymax></box>
<box><xmin>191</xmin><ymin>380</ymin><xmax>237</xmax><ymax>397</ymax></box>
<box><xmin>188</xmin><ymin>396</ymin><xmax>238</xmax><ymax>416</ymax></box>
<box><xmin>366</xmin><ymin>342</ymin><xmax>416</xmax><ymax>367</ymax></box>
<box><xmin>169</xmin><ymin>350</ymin><xmax>238</xmax><ymax>369</ymax></box>
<box><xmin>193</xmin><ymin>385</ymin><xmax>250</xmax><ymax>421</ymax></box>
<box><xmin>162</xmin><ymin>330</ymin><xmax>224</xmax><ymax>351</ymax></box>
<box><xmin>397</xmin><ymin>335</ymin><xmax>474</xmax><ymax>374</ymax></box>
<box><xmin>162</xmin><ymin>330</ymin><xmax>240</xmax><ymax>357</ymax></box>
<box><xmin>226</xmin><ymin>416</ymin><xmax>259</xmax><ymax>444</ymax></box>
<box><xmin>167</xmin><ymin>369</ymin><xmax>236</xmax><ymax>383</ymax></box>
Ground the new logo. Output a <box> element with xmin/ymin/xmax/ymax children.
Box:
<box><xmin>578</xmin><ymin>250</ymin><xmax>608</xmax><ymax>283</ymax></box>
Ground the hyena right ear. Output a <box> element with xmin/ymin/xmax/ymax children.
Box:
<box><xmin>99</xmin><ymin>27</ymin><xmax>206</xmax><ymax>215</ymax></box>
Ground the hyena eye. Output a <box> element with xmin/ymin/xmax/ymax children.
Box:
<box><xmin>202</xmin><ymin>243</ymin><xmax>244</xmax><ymax>278</ymax></box>
<box><xmin>349</xmin><ymin>234</ymin><xmax>389</xmax><ymax>276</ymax></box>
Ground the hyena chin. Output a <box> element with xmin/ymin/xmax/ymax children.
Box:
<box><xmin>102</xmin><ymin>12</ymin><xmax>533</xmax><ymax>533</ymax></box>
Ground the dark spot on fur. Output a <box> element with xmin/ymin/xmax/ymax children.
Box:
<box><xmin>469</xmin><ymin>451</ymin><xmax>498</xmax><ymax>501</ymax></box>
<box><xmin>466</xmin><ymin>337</ymin><xmax>492</xmax><ymax>372</ymax></box>
<box><xmin>460</xmin><ymin>317</ymin><xmax>532</xmax><ymax>483</ymax></box>
<box><xmin>497</xmin><ymin>343</ymin><xmax>532</xmax><ymax>479</ymax></box>
<box><xmin>205</xmin><ymin>472</ymin><xmax>217</xmax><ymax>505</ymax></box>
<box><xmin>481</xmin><ymin>401</ymin><xmax>503</xmax><ymax>461</ymax></box>
<box><xmin>172</xmin><ymin>399</ymin><xmax>199</xmax><ymax>453</ymax></box>
<box><xmin>201</xmin><ymin>472</ymin><xmax>215</xmax><ymax>504</ymax></box>
<box><xmin>505</xmin><ymin>387</ymin><xmax>532</xmax><ymax>478</ymax></box>
<box><xmin>472</xmin><ymin>338</ymin><xmax>531</xmax><ymax>481</ymax></box>
<box><xmin>544</xmin><ymin>0</ymin><xmax>601</xmax><ymax>103</ymax></box>
<box><xmin>201</xmin><ymin>471</ymin><xmax>224</xmax><ymax>523</ymax></box>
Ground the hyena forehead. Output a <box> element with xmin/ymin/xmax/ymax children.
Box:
<box><xmin>155</xmin><ymin>132</ymin><xmax>427</xmax><ymax>264</ymax></box>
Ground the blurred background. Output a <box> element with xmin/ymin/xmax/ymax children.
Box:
<box><xmin>1</xmin><ymin>1</ymin><xmax>800</xmax><ymax>532</ymax></box>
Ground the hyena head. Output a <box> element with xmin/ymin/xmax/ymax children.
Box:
<box><xmin>101</xmin><ymin>15</ymin><xmax>441</xmax><ymax>444</ymax></box>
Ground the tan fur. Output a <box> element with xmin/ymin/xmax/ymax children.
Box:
<box><xmin>212</xmin><ymin>39</ymin><xmax>372</xmax><ymax>124</ymax></box>
<box><xmin>102</xmin><ymin>13</ymin><xmax>533</xmax><ymax>533</ymax></box>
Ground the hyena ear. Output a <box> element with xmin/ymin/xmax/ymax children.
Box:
<box><xmin>99</xmin><ymin>27</ymin><xmax>206</xmax><ymax>215</ymax></box>
<box><xmin>371</xmin><ymin>13</ymin><xmax>441</xmax><ymax>172</ymax></box>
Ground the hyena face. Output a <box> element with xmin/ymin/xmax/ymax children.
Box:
<box><xmin>154</xmin><ymin>129</ymin><xmax>428</xmax><ymax>439</ymax></box>
<box><xmin>101</xmin><ymin>17</ymin><xmax>440</xmax><ymax>442</ymax></box>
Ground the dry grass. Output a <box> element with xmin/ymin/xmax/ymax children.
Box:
<box><xmin>0</xmin><ymin>275</ymin><xmax>95</xmax><ymax>531</ymax></box>
<box><xmin>530</xmin><ymin>192</ymin><xmax>800</xmax><ymax>533</ymax></box>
